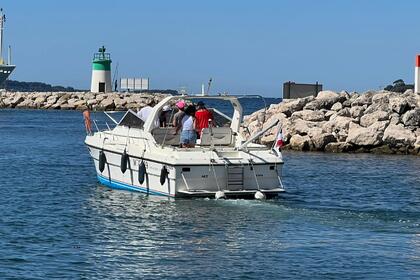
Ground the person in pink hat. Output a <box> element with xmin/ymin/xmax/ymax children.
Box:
<box><xmin>172</xmin><ymin>100</ymin><xmax>186</xmax><ymax>128</ymax></box>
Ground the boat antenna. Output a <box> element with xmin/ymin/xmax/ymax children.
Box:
<box><xmin>206</xmin><ymin>78</ymin><xmax>212</xmax><ymax>95</ymax></box>
<box><xmin>0</xmin><ymin>8</ymin><xmax>5</xmax><ymax>64</ymax></box>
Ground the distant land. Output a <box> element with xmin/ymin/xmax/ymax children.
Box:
<box><xmin>1</xmin><ymin>80</ymin><xmax>179</xmax><ymax>95</ymax></box>
<box><xmin>1</xmin><ymin>80</ymin><xmax>83</xmax><ymax>92</ymax></box>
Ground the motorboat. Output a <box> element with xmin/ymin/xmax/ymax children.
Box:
<box><xmin>84</xmin><ymin>94</ymin><xmax>285</xmax><ymax>199</ymax></box>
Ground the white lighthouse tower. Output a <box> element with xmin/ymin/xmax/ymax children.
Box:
<box><xmin>90</xmin><ymin>46</ymin><xmax>112</xmax><ymax>93</ymax></box>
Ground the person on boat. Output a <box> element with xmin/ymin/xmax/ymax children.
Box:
<box><xmin>195</xmin><ymin>101</ymin><xmax>213</xmax><ymax>138</ymax></box>
<box><xmin>137</xmin><ymin>100</ymin><xmax>156</xmax><ymax>123</ymax></box>
<box><xmin>159</xmin><ymin>105</ymin><xmax>172</xmax><ymax>127</ymax></box>
<box><xmin>172</xmin><ymin>100</ymin><xmax>186</xmax><ymax>128</ymax></box>
<box><xmin>83</xmin><ymin>105</ymin><xmax>92</xmax><ymax>134</ymax></box>
<box><xmin>177</xmin><ymin>104</ymin><xmax>197</xmax><ymax>148</ymax></box>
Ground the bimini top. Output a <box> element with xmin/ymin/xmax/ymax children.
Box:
<box><xmin>143</xmin><ymin>94</ymin><xmax>245</xmax><ymax>134</ymax></box>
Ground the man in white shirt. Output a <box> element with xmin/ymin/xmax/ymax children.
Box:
<box><xmin>137</xmin><ymin>100</ymin><xmax>156</xmax><ymax>122</ymax></box>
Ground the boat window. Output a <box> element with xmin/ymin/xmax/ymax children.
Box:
<box><xmin>118</xmin><ymin>110</ymin><xmax>144</xmax><ymax>129</ymax></box>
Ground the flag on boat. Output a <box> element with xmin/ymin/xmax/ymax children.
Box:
<box><xmin>274</xmin><ymin>130</ymin><xmax>284</xmax><ymax>153</ymax></box>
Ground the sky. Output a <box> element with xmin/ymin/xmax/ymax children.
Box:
<box><xmin>1</xmin><ymin>0</ymin><xmax>420</xmax><ymax>97</ymax></box>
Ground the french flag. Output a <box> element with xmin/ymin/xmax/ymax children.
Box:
<box><xmin>275</xmin><ymin>130</ymin><xmax>284</xmax><ymax>152</ymax></box>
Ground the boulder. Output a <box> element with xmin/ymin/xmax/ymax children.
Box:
<box><xmin>389</xmin><ymin>113</ymin><xmax>400</xmax><ymax>125</ymax></box>
<box><xmin>346</xmin><ymin>124</ymin><xmax>383</xmax><ymax>146</ymax></box>
<box><xmin>351</xmin><ymin>91</ymin><xmax>375</xmax><ymax>107</ymax></box>
<box><xmin>342</xmin><ymin>93</ymin><xmax>360</xmax><ymax>107</ymax></box>
<box><xmin>369</xmin><ymin>120</ymin><xmax>389</xmax><ymax>133</ymax></box>
<box><xmin>291</xmin><ymin>110</ymin><xmax>325</xmax><ymax>122</ymax></box>
<box><xmin>315</xmin><ymin>90</ymin><xmax>340</xmax><ymax>108</ymax></box>
<box><xmin>360</xmin><ymin>111</ymin><xmax>389</xmax><ymax>127</ymax></box>
<box><xmin>16</xmin><ymin>99</ymin><xmax>35</xmax><ymax>108</ymax></box>
<box><xmin>316</xmin><ymin>90</ymin><xmax>339</xmax><ymax>101</ymax></box>
<box><xmin>114</xmin><ymin>98</ymin><xmax>128</xmax><ymax>109</ymax></box>
<box><xmin>60</xmin><ymin>103</ymin><xmax>76</xmax><ymax>110</ymax></box>
<box><xmin>325</xmin><ymin>110</ymin><xmax>336</xmax><ymax>119</ymax></box>
<box><xmin>350</xmin><ymin>106</ymin><xmax>365</xmax><ymax>119</ymax></box>
<box><xmin>322</xmin><ymin>116</ymin><xmax>354</xmax><ymax>134</ymax></box>
<box><xmin>336</xmin><ymin>107</ymin><xmax>351</xmax><ymax>117</ymax></box>
<box><xmin>99</xmin><ymin>98</ymin><xmax>115</xmax><ymax>110</ymax></box>
<box><xmin>324</xmin><ymin>142</ymin><xmax>353</xmax><ymax>153</ymax></box>
<box><xmin>46</xmin><ymin>95</ymin><xmax>58</xmax><ymax>105</ymax></box>
<box><xmin>303</xmin><ymin>99</ymin><xmax>324</xmax><ymax>110</ymax></box>
<box><xmin>364</xmin><ymin>102</ymin><xmax>390</xmax><ymax>114</ymax></box>
<box><xmin>310</xmin><ymin>133</ymin><xmax>336</xmax><ymax>150</ymax></box>
<box><xmin>278</xmin><ymin>97</ymin><xmax>312</xmax><ymax>116</ymax></box>
<box><xmin>10</xmin><ymin>95</ymin><xmax>24</xmax><ymax>107</ymax></box>
<box><xmin>289</xmin><ymin>134</ymin><xmax>312</xmax><ymax>151</ymax></box>
<box><xmin>383</xmin><ymin>124</ymin><xmax>416</xmax><ymax>147</ymax></box>
<box><xmin>389</xmin><ymin>96</ymin><xmax>409</xmax><ymax>115</ymax></box>
<box><xmin>401</xmin><ymin>109</ymin><xmax>420</xmax><ymax>127</ymax></box>
<box><xmin>331</xmin><ymin>102</ymin><xmax>343</xmax><ymax>111</ymax></box>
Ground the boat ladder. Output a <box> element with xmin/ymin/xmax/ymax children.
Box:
<box><xmin>226</xmin><ymin>165</ymin><xmax>244</xmax><ymax>191</ymax></box>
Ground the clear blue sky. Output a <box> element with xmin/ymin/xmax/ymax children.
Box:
<box><xmin>2</xmin><ymin>0</ymin><xmax>420</xmax><ymax>97</ymax></box>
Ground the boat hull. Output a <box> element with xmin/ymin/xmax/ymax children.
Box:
<box><xmin>87</xmin><ymin>145</ymin><xmax>285</xmax><ymax>199</ymax></box>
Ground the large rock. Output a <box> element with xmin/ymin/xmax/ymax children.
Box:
<box><xmin>310</xmin><ymin>133</ymin><xmax>336</xmax><ymax>150</ymax></box>
<box><xmin>389</xmin><ymin>96</ymin><xmax>409</xmax><ymax>115</ymax></box>
<box><xmin>315</xmin><ymin>90</ymin><xmax>340</xmax><ymax>109</ymax></box>
<box><xmin>324</xmin><ymin>142</ymin><xmax>353</xmax><ymax>153</ymax></box>
<box><xmin>350</xmin><ymin>106</ymin><xmax>365</xmax><ymax>119</ymax></box>
<box><xmin>401</xmin><ymin>109</ymin><xmax>420</xmax><ymax>127</ymax></box>
<box><xmin>114</xmin><ymin>98</ymin><xmax>128</xmax><ymax>110</ymax></box>
<box><xmin>16</xmin><ymin>99</ymin><xmax>35</xmax><ymax>108</ymax></box>
<box><xmin>383</xmin><ymin>124</ymin><xmax>416</xmax><ymax>147</ymax></box>
<box><xmin>291</xmin><ymin>110</ymin><xmax>325</xmax><ymax>122</ymax></box>
<box><xmin>359</xmin><ymin>111</ymin><xmax>389</xmax><ymax>127</ymax></box>
<box><xmin>99</xmin><ymin>98</ymin><xmax>115</xmax><ymax>110</ymax></box>
<box><xmin>322</xmin><ymin>116</ymin><xmax>354</xmax><ymax>134</ymax></box>
<box><xmin>336</xmin><ymin>107</ymin><xmax>351</xmax><ymax>117</ymax></box>
<box><xmin>331</xmin><ymin>102</ymin><xmax>343</xmax><ymax>111</ymax></box>
<box><xmin>278</xmin><ymin>97</ymin><xmax>312</xmax><ymax>116</ymax></box>
<box><xmin>351</xmin><ymin>91</ymin><xmax>375</xmax><ymax>107</ymax></box>
<box><xmin>289</xmin><ymin>134</ymin><xmax>312</xmax><ymax>151</ymax></box>
<box><xmin>10</xmin><ymin>95</ymin><xmax>24</xmax><ymax>107</ymax></box>
<box><xmin>346</xmin><ymin>124</ymin><xmax>383</xmax><ymax>146</ymax></box>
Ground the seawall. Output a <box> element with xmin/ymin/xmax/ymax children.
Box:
<box><xmin>0</xmin><ymin>91</ymin><xmax>167</xmax><ymax>111</ymax></box>
<box><xmin>243</xmin><ymin>90</ymin><xmax>420</xmax><ymax>155</ymax></box>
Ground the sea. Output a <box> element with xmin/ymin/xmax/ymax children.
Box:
<box><xmin>0</xmin><ymin>99</ymin><xmax>419</xmax><ymax>279</ymax></box>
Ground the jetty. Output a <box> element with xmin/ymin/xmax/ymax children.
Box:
<box><xmin>243</xmin><ymin>89</ymin><xmax>420</xmax><ymax>155</ymax></box>
<box><xmin>0</xmin><ymin>91</ymin><xmax>167</xmax><ymax>111</ymax></box>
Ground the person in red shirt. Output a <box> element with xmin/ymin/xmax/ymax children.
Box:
<box><xmin>195</xmin><ymin>101</ymin><xmax>213</xmax><ymax>138</ymax></box>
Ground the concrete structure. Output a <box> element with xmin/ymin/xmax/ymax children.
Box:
<box><xmin>90</xmin><ymin>46</ymin><xmax>112</xmax><ymax>93</ymax></box>
<box><xmin>120</xmin><ymin>77</ymin><xmax>149</xmax><ymax>91</ymax></box>
<box><xmin>283</xmin><ymin>81</ymin><xmax>322</xmax><ymax>99</ymax></box>
<box><xmin>415</xmin><ymin>55</ymin><xmax>420</xmax><ymax>94</ymax></box>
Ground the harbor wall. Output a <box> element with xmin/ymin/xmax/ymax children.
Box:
<box><xmin>243</xmin><ymin>90</ymin><xmax>420</xmax><ymax>155</ymax></box>
<box><xmin>0</xmin><ymin>91</ymin><xmax>167</xmax><ymax>111</ymax></box>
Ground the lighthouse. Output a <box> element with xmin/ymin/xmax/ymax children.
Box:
<box><xmin>90</xmin><ymin>46</ymin><xmax>112</xmax><ymax>93</ymax></box>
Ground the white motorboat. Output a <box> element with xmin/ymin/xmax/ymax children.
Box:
<box><xmin>84</xmin><ymin>94</ymin><xmax>285</xmax><ymax>199</ymax></box>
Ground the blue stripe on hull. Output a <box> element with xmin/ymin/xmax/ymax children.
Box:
<box><xmin>97</xmin><ymin>174</ymin><xmax>174</xmax><ymax>197</ymax></box>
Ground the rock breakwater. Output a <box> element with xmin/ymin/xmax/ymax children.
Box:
<box><xmin>244</xmin><ymin>90</ymin><xmax>420</xmax><ymax>155</ymax></box>
<box><xmin>0</xmin><ymin>91</ymin><xmax>167</xmax><ymax>111</ymax></box>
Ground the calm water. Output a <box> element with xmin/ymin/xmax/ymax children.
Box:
<box><xmin>0</xmin><ymin>108</ymin><xmax>419</xmax><ymax>280</ymax></box>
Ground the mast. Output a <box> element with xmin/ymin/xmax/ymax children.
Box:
<box><xmin>0</xmin><ymin>8</ymin><xmax>4</xmax><ymax>63</ymax></box>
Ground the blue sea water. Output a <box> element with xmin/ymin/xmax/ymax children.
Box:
<box><xmin>0</xmin><ymin>107</ymin><xmax>419</xmax><ymax>280</ymax></box>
